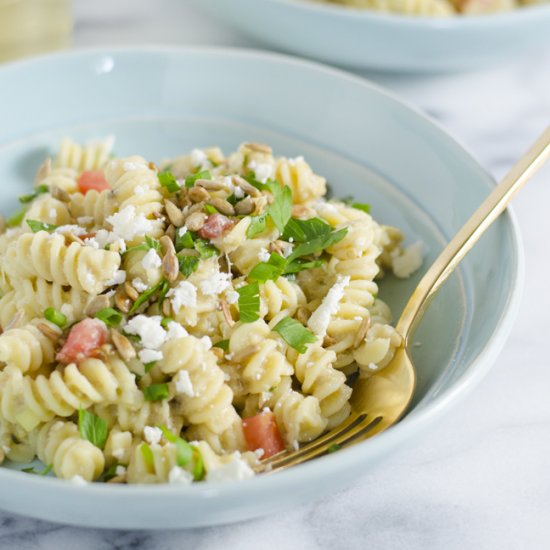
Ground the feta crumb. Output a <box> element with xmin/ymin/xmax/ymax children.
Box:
<box><xmin>106</xmin><ymin>269</ymin><xmax>126</xmax><ymax>286</ymax></box>
<box><xmin>199</xmin><ymin>271</ymin><xmax>232</xmax><ymax>296</ymax></box>
<box><xmin>70</xmin><ymin>475</ymin><xmax>88</xmax><ymax>486</ymax></box>
<box><xmin>280</xmin><ymin>242</ymin><xmax>293</xmax><ymax>258</ymax></box>
<box><xmin>166</xmin><ymin>321</ymin><xmax>188</xmax><ymax>340</ymax></box>
<box><xmin>132</xmin><ymin>278</ymin><xmax>148</xmax><ymax>292</ymax></box>
<box><xmin>225</xmin><ymin>290</ymin><xmax>239</xmax><ymax>304</ymax></box>
<box><xmin>141</xmin><ymin>248</ymin><xmax>162</xmax><ymax>270</ymax></box>
<box><xmin>167</xmin><ymin>281</ymin><xmax>197</xmax><ymax>312</ymax></box>
<box><xmin>199</xmin><ymin>336</ymin><xmax>212</xmax><ymax>350</ymax></box>
<box><xmin>190</xmin><ymin>148</ymin><xmax>208</xmax><ymax>167</ymax></box>
<box><xmin>83</xmin><ymin>237</ymin><xmax>99</xmax><ymax>249</ymax></box>
<box><xmin>169</xmin><ymin>466</ymin><xmax>193</xmax><ymax>485</ymax></box>
<box><xmin>307</xmin><ymin>275</ymin><xmax>350</xmax><ymax>338</ymax></box>
<box><xmin>174</xmin><ymin>370</ymin><xmax>194</xmax><ymax>396</ymax></box>
<box><xmin>225</xmin><ymin>353</ymin><xmax>234</xmax><ymax>361</ymax></box>
<box><xmin>106</xmin><ymin>205</ymin><xmax>155</xmax><ymax>242</ymax></box>
<box><xmin>234</xmin><ymin>186</ymin><xmax>245</xmax><ymax>199</ymax></box>
<box><xmin>291</xmin><ymin>440</ymin><xmax>299</xmax><ymax>451</ymax></box>
<box><xmin>257</xmin><ymin>247</ymin><xmax>271</xmax><ymax>263</ymax></box>
<box><xmin>288</xmin><ymin>237</ymin><xmax>294</xmax><ymax>243</ymax></box>
<box><xmin>139</xmin><ymin>348</ymin><xmax>163</xmax><ymax>363</ymax></box>
<box><xmin>115</xmin><ymin>466</ymin><xmax>126</xmax><ymax>476</ymax></box>
<box><xmin>177</xmin><ymin>226</ymin><xmax>188</xmax><ymax>237</ymax></box>
<box><xmin>367</xmin><ymin>363</ymin><xmax>379</xmax><ymax>371</ymax></box>
<box><xmin>125</xmin><ymin>315</ymin><xmax>167</xmax><ymax>349</ymax></box>
<box><xmin>54</xmin><ymin>224</ymin><xmax>87</xmax><ymax>236</ymax></box>
<box><xmin>254</xmin><ymin>448</ymin><xmax>265</xmax><ymax>459</ymax></box>
<box><xmin>248</xmin><ymin>160</ymin><xmax>273</xmax><ymax>183</ymax></box>
<box><xmin>206</xmin><ymin>454</ymin><xmax>255</xmax><ymax>482</ymax></box>
<box><xmin>143</xmin><ymin>426</ymin><xmax>163</xmax><ymax>445</ymax></box>
<box><xmin>392</xmin><ymin>241</ymin><xmax>423</xmax><ymax>279</ymax></box>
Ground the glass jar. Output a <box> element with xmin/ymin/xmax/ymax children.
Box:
<box><xmin>0</xmin><ymin>0</ymin><xmax>72</xmax><ymax>63</ymax></box>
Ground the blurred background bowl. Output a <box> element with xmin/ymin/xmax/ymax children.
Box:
<box><xmin>196</xmin><ymin>0</ymin><xmax>550</xmax><ymax>72</ymax></box>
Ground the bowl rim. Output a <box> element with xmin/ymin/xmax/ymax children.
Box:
<box><xmin>257</xmin><ymin>0</ymin><xmax>550</xmax><ymax>28</ymax></box>
<box><xmin>0</xmin><ymin>46</ymin><xmax>524</xmax><ymax>502</ymax></box>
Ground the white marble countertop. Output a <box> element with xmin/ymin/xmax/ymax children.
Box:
<box><xmin>1</xmin><ymin>1</ymin><xmax>550</xmax><ymax>548</ymax></box>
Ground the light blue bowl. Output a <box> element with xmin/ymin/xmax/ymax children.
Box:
<box><xmin>197</xmin><ymin>0</ymin><xmax>550</xmax><ymax>72</ymax></box>
<box><xmin>0</xmin><ymin>47</ymin><xmax>523</xmax><ymax>529</ymax></box>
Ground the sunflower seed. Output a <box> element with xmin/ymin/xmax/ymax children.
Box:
<box><xmin>50</xmin><ymin>185</ymin><xmax>70</xmax><ymax>202</ymax></box>
<box><xmin>185</xmin><ymin>212</ymin><xmax>207</xmax><ymax>231</ymax></box>
<box><xmin>323</xmin><ymin>335</ymin><xmax>336</xmax><ymax>347</ymax></box>
<box><xmin>295</xmin><ymin>307</ymin><xmax>310</xmax><ymax>325</ymax></box>
<box><xmin>165</xmin><ymin>224</ymin><xmax>176</xmax><ymax>241</ymax></box>
<box><xmin>207</xmin><ymin>198</ymin><xmax>235</xmax><ymax>216</ymax></box>
<box><xmin>162</xmin><ymin>249</ymin><xmax>179</xmax><ymax>282</ymax></box>
<box><xmin>84</xmin><ymin>294</ymin><xmax>112</xmax><ymax>317</ymax></box>
<box><xmin>148</xmin><ymin>161</ymin><xmax>158</xmax><ymax>172</ymax></box>
<box><xmin>353</xmin><ymin>317</ymin><xmax>371</xmax><ymax>349</ymax></box>
<box><xmin>111</xmin><ymin>329</ymin><xmax>136</xmax><ymax>361</ymax></box>
<box><xmin>232</xmin><ymin>175</ymin><xmax>261</xmax><ymax>197</ymax></box>
<box><xmin>114</xmin><ymin>289</ymin><xmax>131</xmax><ymax>314</ymax></box>
<box><xmin>234</xmin><ymin>196</ymin><xmax>255</xmax><ymax>215</ymax></box>
<box><xmin>124</xmin><ymin>281</ymin><xmax>139</xmax><ymax>301</ymax></box>
<box><xmin>244</xmin><ymin>142</ymin><xmax>272</xmax><ymax>154</ymax></box>
<box><xmin>164</xmin><ymin>200</ymin><xmax>185</xmax><ymax>227</ymax></box>
<box><xmin>196</xmin><ymin>179</ymin><xmax>225</xmax><ymax>191</ymax></box>
<box><xmin>188</xmin><ymin>186</ymin><xmax>210</xmax><ymax>203</ymax></box>
<box><xmin>36</xmin><ymin>321</ymin><xmax>62</xmax><ymax>342</ymax></box>
<box><xmin>220</xmin><ymin>300</ymin><xmax>235</xmax><ymax>327</ymax></box>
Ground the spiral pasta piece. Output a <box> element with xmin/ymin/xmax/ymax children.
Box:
<box><xmin>39</xmin><ymin>167</ymin><xmax>79</xmax><ymax>194</ymax></box>
<box><xmin>0</xmin><ymin>320</ymin><xmax>56</xmax><ymax>374</ymax></box>
<box><xmin>261</xmin><ymin>277</ymin><xmax>306</xmax><ymax>325</ymax></box>
<box><xmin>3</xmin><ymin>231</ymin><xmax>120</xmax><ymax>294</ymax></box>
<box><xmin>36</xmin><ymin>419</ymin><xmax>104</xmax><ymax>481</ymax></box>
<box><xmin>0</xmin><ymin>356</ymin><xmax>142</xmax><ymax>431</ymax></box>
<box><xmin>275</xmin><ymin>156</ymin><xmax>326</xmax><ymax>205</ymax></box>
<box><xmin>159</xmin><ymin>336</ymin><xmax>237</xmax><ymax>434</ymax></box>
<box><xmin>68</xmin><ymin>189</ymin><xmax>117</xmax><ymax>226</ymax></box>
<box><xmin>23</xmin><ymin>195</ymin><xmax>72</xmax><ymax>227</ymax></box>
<box><xmin>54</xmin><ymin>137</ymin><xmax>114</xmax><ymax>173</ymax></box>
<box><xmin>353</xmin><ymin>323</ymin><xmax>402</xmax><ymax>373</ymax></box>
<box><xmin>288</xmin><ymin>343</ymin><xmax>352</xmax><ymax>428</ymax></box>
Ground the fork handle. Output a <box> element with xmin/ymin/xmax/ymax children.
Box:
<box><xmin>396</xmin><ymin>125</ymin><xmax>550</xmax><ymax>339</ymax></box>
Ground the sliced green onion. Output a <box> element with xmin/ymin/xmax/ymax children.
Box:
<box><xmin>95</xmin><ymin>307</ymin><xmax>122</xmax><ymax>327</ymax></box>
<box><xmin>6</xmin><ymin>207</ymin><xmax>26</xmax><ymax>227</ymax></box>
<box><xmin>158</xmin><ymin>171</ymin><xmax>180</xmax><ymax>193</ymax></box>
<box><xmin>143</xmin><ymin>383</ymin><xmax>169</xmax><ymax>402</ymax></box>
<box><xmin>18</xmin><ymin>184</ymin><xmax>49</xmax><ymax>204</ymax></box>
<box><xmin>185</xmin><ymin>169</ymin><xmax>211</xmax><ymax>188</ymax></box>
<box><xmin>44</xmin><ymin>307</ymin><xmax>67</xmax><ymax>328</ymax></box>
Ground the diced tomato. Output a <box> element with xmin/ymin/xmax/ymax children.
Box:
<box><xmin>77</xmin><ymin>171</ymin><xmax>110</xmax><ymax>194</ymax></box>
<box><xmin>242</xmin><ymin>411</ymin><xmax>285</xmax><ymax>458</ymax></box>
<box><xmin>56</xmin><ymin>318</ymin><xmax>109</xmax><ymax>365</ymax></box>
<box><xmin>198</xmin><ymin>214</ymin><xmax>235</xmax><ymax>240</ymax></box>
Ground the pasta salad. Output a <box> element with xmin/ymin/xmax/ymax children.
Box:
<box><xmin>0</xmin><ymin>138</ymin><xmax>421</xmax><ymax>485</ymax></box>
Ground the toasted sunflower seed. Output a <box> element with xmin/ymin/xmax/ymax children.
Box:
<box><xmin>230</xmin><ymin>344</ymin><xmax>261</xmax><ymax>364</ymax></box>
<box><xmin>148</xmin><ymin>161</ymin><xmax>158</xmax><ymax>172</ymax></box>
<box><xmin>353</xmin><ymin>317</ymin><xmax>371</xmax><ymax>349</ymax></box>
<box><xmin>85</xmin><ymin>294</ymin><xmax>112</xmax><ymax>317</ymax></box>
<box><xmin>185</xmin><ymin>211</ymin><xmax>208</xmax><ymax>231</ymax></box>
<box><xmin>232</xmin><ymin>175</ymin><xmax>261</xmax><ymax>197</ymax></box>
<box><xmin>162</xmin><ymin>249</ymin><xmax>179</xmax><ymax>283</ymax></box>
<box><xmin>220</xmin><ymin>300</ymin><xmax>235</xmax><ymax>327</ymax></box>
<box><xmin>114</xmin><ymin>289</ymin><xmax>131</xmax><ymax>314</ymax></box>
<box><xmin>244</xmin><ymin>142</ymin><xmax>272</xmax><ymax>154</ymax></box>
<box><xmin>234</xmin><ymin>196</ymin><xmax>254</xmax><ymax>215</ymax></box>
<box><xmin>188</xmin><ymin>186</ymin><xmax>210</xmax><ymax>203</ymax></box>
<box><xmin>196</xmin><ymin>179</ymin><xmax>225</xmax><ymax>191</ymax></box>
<box><xmin>36</xmin><ymin>321</ymin><xmax>62</xmax><ymax>341</ymax></box>
<box><xmin>111</xmin><ymin>329</ymin><xmax>137</xmax><ymax>361</ymax></box>
<box><xmin>207</xmin><ymin>198</ymin><xmax>235</xmax><ymax>216</ymax></box>
<box><xmin>165</xmin><ymin>224</ymin><xmax>176</xmax><ymax>241</ymax></box>
<box><xmin>124</xmin><ymin>281</ymin><xmax>139</xmax><ymax>302</ymax></box>
<box><xmin>50</xmin><ymin>185</ymin><xmax>70</xmax><ymax>202</ymax></box>
<box><xmin>164</xmin><ymin>200</ymin><xmax>185</xmax><ymax>227</ymax></box>
<box><xmin>295</xmin><ymin>307</ymin><xmax>310</xmax><ymax>326</ymax></box>
<box><xmin>323</xmin><ymin>335</ymin><xmax>336</xmax><ymax>347</ymax></box>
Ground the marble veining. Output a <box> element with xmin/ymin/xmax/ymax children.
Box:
<box><xmin>0</xmin><ymin>1</ymin><xmax>549</xmax><ymax>548</ymax></box>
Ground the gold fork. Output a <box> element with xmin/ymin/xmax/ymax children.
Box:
<box><xmin>264</xmin><ymin>125</ymin><xmax>550</xmax><ymax>472</ymax></box>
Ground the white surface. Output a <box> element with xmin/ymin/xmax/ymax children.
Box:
<box><xmin>0</xmin><ymin>1</ymin><xmax>549</xmax><ymax>548</ymax></box>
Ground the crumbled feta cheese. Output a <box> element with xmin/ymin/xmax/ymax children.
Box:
<box><xmin>288</xmin><ymin>237</ymin><xmax>294</xmax><ymax>243</ymax></box>
<box><xmin>83</xmin><ymin>237</ymin><xmax>99</xmax><ymax>249</ymax></box>
<box><xmin>106</xmin><ymin>269</ymin><xmax>126</xmax><ymax>286</ymax></box>
<box><xmin>174</xmin><ymin>370</ymin><xmax>194</xmax><ymax>396</ymax></box>
<box><xmin>257</xmin><ymin>247</ymin><xmax>270</xmax><ymax>263</ymax></box>
<box><xmin>199</xmin><ymin>336</ymin><xmax>212</xmax><ymax>350</ymax></box>
<box><xmin>115</xmin><ymin>466</ymin><xmax>126</xmax><ymax>476</ymax></box>
<box><xmin>254</xmin><ymin>448</ymin><xmax>265</xmax><ymax>459</ymax></box>
<box><xmin>248</xmin><ymin>160</ymin><xmax>274</xmax><ymax>183</ymax></box>
<box><xmin>280</xmin><ymin>242</ymin><xmax>293</xmax><ymax>258</ymax></box>
<box><xmin>392</xmin><ymin>241</ymin><xmax>423</xmax><ymax>279</ymax></box>
<box><xmin>307</xmin><ymin>275</ymin><xmax>350</xmax><ymax>338</ymax></box>
<box><xmin>134</xmin><ymin>185</ymin><xmax>148</xmax><ymax>195</ymax></box>
<box><xmin>367</xmin><ymin>363</ymin><xmax>379</xmax><ymax>371</ymax></box>
<box><xmin>177</xmin><ymin>226</ymin><xmax>188</xmax><ymax>237</ymax></box>
<box><xmin>54</xmin><ymin>225</ymin><xmax>87</xmax><ymax>236</ymax></box>
<box><xmin>132</xmin><ymin>278</ymin><xmax>148</xmax><ymax>292</ymax></box>
<box><xmin>206</xmin><ymin>454</ymin><xmax>255</xmax><ymax>482</ymax></box>
<box><xmin>199</xmin><ymin>271</ymin><xmax>232</xmax><ymax>296</ymax></box>
<box><xmin>167</xmin><ymin>281</ymin><xmax>197</xmax><ymax>312</ymax></box>
<box><xmin>166</xmin><ymin>321</ymin><xmax>188</xmax><ymax>340</ymax></box>
<box><xmin>291</xmin><ymin>440</ymin><xmax>299</xmax><ymax>451</ymax></box>
<box><xmin>70</xmin><ymin>475</ymin><xmax>88</xmax><ymax>486</ymax></box>
<box><xmin>190</xmin><ymin>148</ymin><xmax>208</xmax><ymax>167</ymax></box>
<box><xmin>225</xmin><ymin>353</ymin><xmax>234</xmax><ymax>361</ymax></box>
<box><xmin>169</xmin><ymin>466</ymin><xmax>193</xmax><ymax>485</ymax></box>
<box><xmin>123</xmin><ymin>161</ymin><xmax>148</xmax><ymax>171</ymax></box>
<box><xmin>84</xmin><ymin>272</ymin><xmax>97</xmax><ymax>288</ymax></box>
<box><xmin>234</xmin><ymin>186</ymin><xmax>244</xmax><ymax>199</ymax></box>
<box><xmin>106</xmin><ymin>206</ymin><xmax>155</xmax><ymax>242</ymax></box>
<box><xmin>139</xmin><ymin>348</ymin><xmax>163</xmax><ymax>363</ymax></box>
<box><xmin>225</xmin><ymin>290</ymin><xmax>239</xmax><ymax>304</ymax></box>
<box><xmin>143</xmin><ymin>426</ymin><xmax>163</xmax><ymax>446</ymax></box>
<box><xmin>141</xmin><ymin>248</ymin><xmax>162</xmax><ymax>270</ymax></box>
<box><xmin>125</xmin><ymin>315</ymin><xmax>167</xmax><ymax>349</ymax></box>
